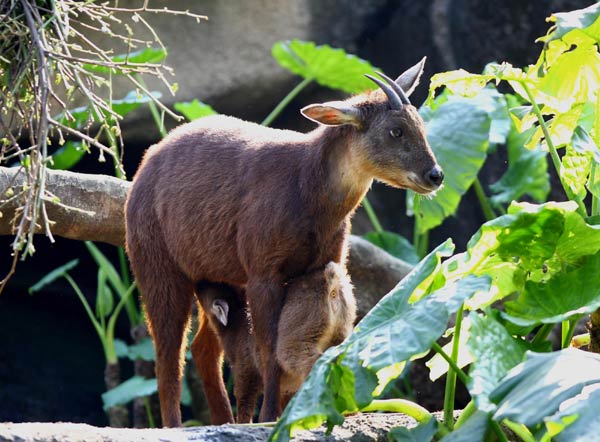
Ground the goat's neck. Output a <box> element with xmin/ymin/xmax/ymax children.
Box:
<box><xmin>304</xmin><ymin>126</ymin><xmax>373</xmax><ymax>226</ymax></box>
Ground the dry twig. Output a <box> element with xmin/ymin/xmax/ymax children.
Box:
<box><xmin>0</xmin><ymin>0</ymin><xmax>206</xmax><ymax>290</ymax></box>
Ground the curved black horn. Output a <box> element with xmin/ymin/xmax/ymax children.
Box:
<box><xmin>376</xmin><ymin>71</ymin><xmax>411</xmax><ymax>105</ymax></box>
<box><xmin>365</xmin><ymin>74</ymin><xmax>403</xmax><ymax>110</ymax></box>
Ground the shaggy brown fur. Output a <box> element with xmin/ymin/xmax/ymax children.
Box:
<box><xmin>198</xmin><ymin>262</ymin><xmax>356</xmax><ymax>423</ymax></box>
<box><xmin>125</xmin><ymin>58</ymin><xmax>441</xmax><ymax>426</ymax></box>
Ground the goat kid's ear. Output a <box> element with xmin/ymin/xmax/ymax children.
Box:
<box><xmin>211</xmin><ymin>299</ymin><xmax>229</xmax><ymax>327</ymax></box>
<box><xmin>301</xmin><ymin>101</ymin><xmax>361</xmax><ymax>127</ymax></box>
<box><xmin>324</xmin><ymin>261</ymin><xmax>341</xmax><ymax>285</ymax></box>
<box><xmin>395</xmin><ymin>57</ymin><xmax>426</xmax><ymax>97</ymax></box>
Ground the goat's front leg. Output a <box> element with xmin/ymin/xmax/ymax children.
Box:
<box><xmin>246</xmin><ymin>277</ymin><xmax>286</xmax><ymax>422</ymax></box>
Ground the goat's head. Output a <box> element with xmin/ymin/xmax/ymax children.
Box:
<box><xmin>301</xmin><ymin>57</ymin><xmax>443</xmax><ymax>194</ymax></box>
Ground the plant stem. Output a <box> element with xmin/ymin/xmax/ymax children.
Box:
<box><xmin>136</xmin><ymin>74</ymin><xmax>167</xmax><ymax>138</ymax></box>
<box><xmin>531</xmin><ymin>323</ymin><xmax>554</xmax><ymax>346</ymax></box>
<box><xmin>521</xmin><ymin>82</ymin><xmax>587</xmax><ymax>217</ymax></box>
<box><xmin>362</xmin><ymin>197</ymin><xmax>384</xmax><ymax>233</ymax></box>
<box><xmin>454</xmin><ymin>400</ymin><xmax>477</xmax><ymax>429</ymax></box>
<box><xmin>143</xmin><ymin>397</ymin><xmax>156</xmax><ymax>428</ymax></box>
<box><xmin>118</xmin><ymin>247</ymin><xmax>131</xmax><ymax>288</ymax></box>
<box><xmin>358</xmin><ymin>399</ymin><xmax>449</xmax><ymax>436</ymax></box>
<box><xmin>472</xmin><ymin>178</ymin><xmax>496</xmax><ymax>221</ymax></box>
<box><xmin>431</xmin><ymin>342</ymin><xmax>470</xmax><ymax>386</ymax></box>
<box><xmin>561</xmin><ymin>318</ymin><xmax>578</xmax><ymax>349</ymax></box>
<box><xmin>64</xmin><ymin>273</ymin><xmax>106</xmax><ymax>354</ymax></box>
<box><xmin>490</xmin><ymin>420</ymin><xmax>509</xmax><ymax>442</ymax></box>
<box><xmin>261</xmin><ymin>77</ymin><xmax>313</xmax><ymax>127</ymax></box>
<box><xmin>412</xmin><ymin>194</ymin><xmax>429</xmax><ymax>257</ymax></box>
<box><xmin>443</xmin><ymin>304</ymin><xmax>464</xmax><ymax>429</ymax></box>
<box><xmin>592</xmin><ymin>161</ymin><xmax>599</xmax><ymax>216</ymax></box>
<box><xmin>502</xmin><ymin>420</ymin><xmax>536</xmax><ymax>442</ymax></box>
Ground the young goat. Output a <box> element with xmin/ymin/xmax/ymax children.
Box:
<box><xmin>198</xmin><ymin>262</ymin><xmax>355</xmax><ymax>423</ymax></box>
<box><xmin>125</xmin><ymin>57</ymin><xmax>443</xmax><ymax>426</ymax></box>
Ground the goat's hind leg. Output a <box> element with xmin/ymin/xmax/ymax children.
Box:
<box><xmin>134</xmin><ymin>257</ymin><xmax>194</xmax><ymax>427</ymax></box>
<box><xmin>191</xmin><ymin>310</ymin><xmax>235</xmax><ymax>424</ymax></box>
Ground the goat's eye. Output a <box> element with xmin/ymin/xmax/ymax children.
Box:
<box><xmin>389</xmin><ymin>128</ymin><xmax>403</xmax><ymax>138</ymax></box>
<box><xmin>330</xmin><ymin>289</ymin><xmax>337</xmax><ymax>298</ymax></box>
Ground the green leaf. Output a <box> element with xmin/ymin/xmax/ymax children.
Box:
<box><xmin>49</xmin><ymin>141</ymin><xmax>87</xmax><ymax>170</ymax></box>
<box><xmin>411</xmin><ymin>93</ymin><xmax>492</xmax><ymax>234</ymax></box>
<box><xmin>101</xmin><ymin>376</ymin><xmax>158</xmax><ymax>411</ymax></box>
<box><xmin>85</xmin><ymin>242</ymin><xmax>127</xmax><ymax>296</ymax></box>
<box><xmin>439</xmin><ymin>410</ymin><xmax>490</xmax><ymax>442</ymax></box>
<box><xmin>503</xmin><ymin>251</ymin><xmax>600</xmax><ymax>326</ymax></box>
<box><xmin>95</xmin><ymin>269</ymin><xmax>114</xmax><ymax>319</ymax></box>
<box><xmin>467</xmin><ymin>314</ymin><xmax>526</xmax><ymax>412</ymax></box>
<box><xmin>54</xmin><ymin>91</ymin><xmax>161</xmax><ymax>130</ymax></box>
<box><xmin>271</xmin><ymin>40</ymin><xmax>378</xmax><ymax>93</ymax></box>
<box><xmin>271</xmin><ymin>243</ymin><xmax>491</xmax><ymax>442</ymax></box>
<box><xmin>388</xmin><ymin>418</ymin><xmax>437</xmax><ymax>442</ymax></box>
<box><xmin>538</xmin><ymin>45</ymin><xmax>600</xmax><ymax>105</ymax></box>
<box><xmin>84</xmin><ymin>48</ymin><xmax>167</xmax><ymax>74</ymax></box>
<box><xmin>114</xmin><ymin>339</ymin><xmax>129</xmax><ymax>358</ymax></box>
<box><xmin>426</xmin><ymin>70</ymin><xmax>492</xmax><ymax>106</ymax></box>
<box><xmin>489</xmin><ymin>123</ymin><xmax>550</xmax><ymax>208</ymax></box>
<box><xmin>174</xmin><ymin>99</ymin><xmax>218</xmax><ymax>121</ymax></box>
<box><xmin>490</xmin><ymin>348</ymin><xmax>600</xmax><ymax>427</ymax></box>
<box><xmin>127</xmin><ymin>337</ymin><xmax>156</xmax><ymax>362</ymax></box>
<box><xmin>29</xmin><ymin>259</ymin><xmax>79</xmax><ymax>294</ymax></box>
<box><xmin>426</xmin><ymin>316</ymin><xmax>473</xmax><ymax>382</ymax></box>
<box><xmin>363</xmin><ymin>231</ymin><xmax>419</xmax><ymax>265</ymax></box>
<box><xmin>543</xmin><ymin>3</ymin><xmax>600</xmax><ymax>44</ymax></box>
<box><xmin>546</xmin><ymin>385</ymin><xmax>600</xmax><ymax>441</ymax></box>
<box><xmin>444</xmin><ymin>201</ymin><xmax>600</xmax><ymax>310</ymax></box>
<box><xmin>110</xmin><ymin>90</ymin><xmax>162</xmax><ymax>119</ymax></box>
<box><xmin>271</xmin><ymin>241</ymin><xmax>455</xmax><ymax>442</ymax></box>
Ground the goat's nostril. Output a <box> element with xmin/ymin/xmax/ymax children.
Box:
<box><xmin>426</xmin><ymin>166</ymin><xmax>444</xmax><ymax>187</ymax></box>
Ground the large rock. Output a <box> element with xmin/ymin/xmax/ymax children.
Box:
<box><xmin>101</xmin><ymin>0</ymin><xmax>386</xmax><ymax>140</ymax></box>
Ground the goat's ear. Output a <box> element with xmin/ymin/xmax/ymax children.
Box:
<box><xmin>395</xmin><ymin>57</ymin><xmax>426</xmax><ymax>97</ymax></box>
<box><xmin>211</xmin><ymin>299</ymin><xmax>229</xmax><ymax>326</ymax></box>
<box><xmin>301</xmin><ymin>101</ymin><xmax>361</xmax><ymax>127</ymax></box>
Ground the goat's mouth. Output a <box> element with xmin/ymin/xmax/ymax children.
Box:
<box><xmin>407</xmin><ymin>177</ymin><xmax>439</xmax><ymax>195</ymax></box>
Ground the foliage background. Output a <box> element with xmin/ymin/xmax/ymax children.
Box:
<box><xmin>0</xmin><ymin>0</ymin><xmax>594</xmax><ymax>428</ymax></box>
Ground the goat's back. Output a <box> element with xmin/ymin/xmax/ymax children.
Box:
<box><xmin>126</xmin><ymin>115</ymin><xmax>316</xmax><ymax>285</ymax></box>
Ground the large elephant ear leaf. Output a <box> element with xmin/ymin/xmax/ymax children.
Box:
<box><xmin>272</xmin><ymin>40</ymin><xmax>378</xmax><ymax>93</ymax></box>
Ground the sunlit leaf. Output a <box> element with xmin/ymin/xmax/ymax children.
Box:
<box><xmin>110</xmin><ymin>90</ymin><xmax>162</xmax><ymax>118</ymax></box>
<box><xmin>503</xmin><ymin>251</ymin><xmax>600</xmax><ymax>326</ymax></box>
<box><xmin>467</xmin><ymin>313</ymin><xmax>526</xmax><ymax>412</ymax></box>
<box><xmin>538</xmin><ymin>45</ymin><xmax>600</xmax><ymax>105</ymax></box>
<box><xmin>490</xmin><ymin>349</ymin><xmax>600</xmax><ymax>426</ymax></box>
<box><xmin>49</xmin><ymin>141</ymin><xmax>87</xmax><ymax>170</ymax></box>
<box><xmin>546</xmin><ymin>385</ymin><xmax>600</xmax><ymax>441</ymax></box>
<box><xmin>543</xmin><ymin>3</ymin><xmax>600</xmax><ymax>44</ymax></box>
<box><xmin>272</xmin><ymin>40</ymin><xmax>378</xmax><ymax>93</ymax></box>
<box><xmin>426</xmin><ymin>70</ymin><xmax>491</xmax><ymax>105</ymax></box>
<box><xmin>174</xmin><ymin>99</ymin><xmax>218</xmax><ymax>121</ymax></box>
<box><xmin>426</xmin><ymin>316</ymin><xmax>473</xmax><ymax>382</ymax></box>
<box><xmin>84</xmin><ymin>48</ymin><xmax>167</xmax><ymax>74</ymax></box>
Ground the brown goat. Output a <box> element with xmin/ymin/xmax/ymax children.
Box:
<box><xmin>125</xmin><ymin>57</ymin><xmax>442</xmax><ymax>426</ymax></box>
<box><xmin>198</xmin><ymin>261</ymin><xmax>355</xmax><ymax>423</ymax></box>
